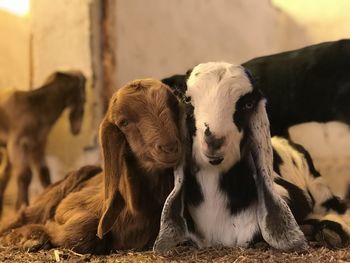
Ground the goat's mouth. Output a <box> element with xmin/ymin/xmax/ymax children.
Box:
<box><xmin>146</xmin><ymin>151</ymin><xmax>180</xmax><ymax>168</ymax></box>
<box><xmin>205</xmin><ymin>154</ymin><xmax>224</xmax><ymax>166</ymax></box>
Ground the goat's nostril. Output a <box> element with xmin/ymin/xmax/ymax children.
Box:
<box><xmin>205</xmin><ymin>135</ymin><xmax>224</xmax><ymax>151</ymax></box>
<box><xmin>204</xmin><ymin>124</ymin><xmax>212</xmax><ymax>137</ymax></box>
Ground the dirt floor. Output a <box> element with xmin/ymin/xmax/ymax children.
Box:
<box><xmin>0</xmin><ymin>243</ymin><xmax>350</xmax><ymax>263</ymax></box>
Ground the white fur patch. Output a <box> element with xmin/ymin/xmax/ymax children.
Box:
<box><xmin>188</xmin><ymin>168</ymin><xmax>259</xmax><ymax>247</ymax></box>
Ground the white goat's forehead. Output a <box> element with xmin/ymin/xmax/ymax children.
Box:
<box><xmin>186</xmin><ymin>62</ymin><xmax>253</xmax><ymax>111</ymax></box>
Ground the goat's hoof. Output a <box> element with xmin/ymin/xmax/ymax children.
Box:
<box><xmin>2</xmin><ymin>225</ymin><xmax>51</xmax><ymax>251</ymax></box>
<box><xmin>315</xmin><ymin>227</ymin><xmax>344</xmax><ymax>248</ymax></box>
<box><xmin>301</xmin><ymin>219</ymin><xmax>350</xmax><ymax>248</ymax></box>
<box><xmin>300</xmin><ymin>224</ymin><xmax>316</xmax><ymax>240</ymax></box>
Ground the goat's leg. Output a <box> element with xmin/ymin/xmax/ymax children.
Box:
<box><xmin>47</xmin><ymin>212</ymin><xmax>109</xmax><ymax>254</ymax></box>
<box><xmin>31</xmin><ymin>159</ymin><xmax>51</xmax><ymax>188</ymax></box>
<box><xmin>28</xmin><ymin>143</ymin><xmax>51</xmax><ymax>189</ymax></box>
<box><xmin>0</xmin><ymin>154</ymin><xmax>11</xmax><ymax>218</ymax></box>
<box><xmin>7</xmin><ymin>136</ymin><xmax>32</xmax><ymax>210</ymax></box>
<box><xmin>1</xmin><ymin>224</ymin><xmax>52</xmax><ymax>251</ymax></box>
<box><xmin>38</xmin><ymin>165</ymin><xmax>51</xmax><ymax>187</ymax></box>
<box><xmin>301</xmin><ymin>213</ymin><xmax>350</xmax><ymax>248</ymax></box>
<box><xmin>15</xmin><ymin>166</ymin><xmax>32</xmax><ymax>210</ymax></box>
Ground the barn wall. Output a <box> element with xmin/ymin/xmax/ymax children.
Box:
<box><xmin>113</xmin><ymin>0</ymin><xmax>311</xmax><ymax>87</ymax></box>
<box><xmin>0</xmin><ymin>10</ymin><xmax>30</xmax><ymax>90</ymax></box>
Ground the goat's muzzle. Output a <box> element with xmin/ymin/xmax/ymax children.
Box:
<box><xmin>153</xmin><ymin>140</ymin><xmax>181</xmax><ymax>167</ymax></box>
<box><xmin>203</xmin><ymin>130</ymin><xmax>225</xmax><ymax>165</ymax></box>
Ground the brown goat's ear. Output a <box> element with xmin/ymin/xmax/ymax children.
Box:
<box><xmin>97</xmin><ymin>117</ymin><xmax>126</xmax><ymax>239</ymax></box>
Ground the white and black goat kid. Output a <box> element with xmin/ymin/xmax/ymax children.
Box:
<box><xmin>154</xmin><ymin>62</ymin><xmax>350</xmax><ymax>253</ymax></box>
<box><xmin>155</xmin><ymin>62</ymin><xmax>306</xmax><ymax>251</ymax></box>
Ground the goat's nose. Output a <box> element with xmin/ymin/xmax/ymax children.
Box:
<box><xmin>205</xmin><ymin>134</ymin><xmax>225</xmax><ymax>151</ymax></box>
<box><xmin>157</xmin><ymin>143</ymin><xmax>179</xmax><ymax>154</ymax></box>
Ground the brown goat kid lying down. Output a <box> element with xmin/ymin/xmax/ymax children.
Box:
<box><xmin>0</xmin><ymin>71</ymin><xmax>86</xmax><ymax>217</ymax></box>
<box><xmin>0</xmin><ymin>79</ymin><xmax>183</xmax><ymax>254</ymax></box>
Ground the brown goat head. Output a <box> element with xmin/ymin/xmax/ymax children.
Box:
<box><xmin>44</xmin><ymin>71</ymin><xmax>86</xmax><ymax>135</ymax></box>
<box><xmin>97</xmin><ymin>79</ymin><xmax>182</xmax><ymax>238</ymax></box>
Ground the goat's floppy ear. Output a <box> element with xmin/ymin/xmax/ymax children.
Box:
<box><xmin>97</xmin><ymin>117</ymin><xmax>126</xmax><ymax>239</ymax></box>
<box><xmin>248</xmin><ymin>99</ymin><xmax>307</xmax><ymax>251</ymax></box>
<box><xmin>161</xmin><ymin>69</ymin><xmax>192</xmax><ymax>100</ymax></box>
<box><xmin>153</xmin><ymin>164</ymin><xmax>188</xmax><ymax>253</ymax></box>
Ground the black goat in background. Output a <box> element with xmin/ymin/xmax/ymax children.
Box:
<box><xmin>162</xmin><ymin>39</ymin><xmax>350</xmax><ymax>136</ymax></box>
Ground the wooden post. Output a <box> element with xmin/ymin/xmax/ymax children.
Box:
<box><xmin>101</xmin><ymin>0</ymin><xmax>118</xmax><ymax>111</ymax></box>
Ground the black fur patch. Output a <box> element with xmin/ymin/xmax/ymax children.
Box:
<box><xmin>272</xmin><ymin>148</ymin><xmax>283</xmax><ymax>175</ymax></box>
<box><xmin>287</xmin><ymin>139</ymin><xmax>321</xmax><ymax>178</ymax></box>
<box><xmin>166</xmin><ymin>90</ymin><xmax>180</xmax><ymax>124</ymax></box>
<box><xmin>185</xmin><ymin>103</ymin><xmax>196</xmax><ymax>138</ymax></box>
<box><xmin>274</xmin><ymin>177</ymin><xmax>312</xmax><ymax>223</ymax></box>
<box><xmin>219</xmin><ymin>157</ymin><xmax>258</xmax><ymax>215</ymax></box>
<box><xmin>233</xmin><ymin>90</ymin><xmax>263</xmax><ymax>131</ymax></box>
<box><xmin>243</xmin><ymin>40</ymin><xmax>350</xmax><ymax>136</ymax></box>
<box><xmin>243</xmin><ymin>68</ymin><xmax>257</xmax><ymax>87</ymax></box>
<box><xmin>184</xmin><ymin>163</ymin><xmax>203</xmax><ymax>207</ymax></box>
<box><xmin>321</xmin><ymin>197</ymin><xmax>348</xmax><ymax>215</ymax></box>
<box><xmin>161</xmin><ymin>68</ymin><xmax>192</xmax><ymax>101</ymax></box>
<box><xmin>162</xmin><ymin>75</ymin><xmax>187</xmax><ymax>97</ymax></box>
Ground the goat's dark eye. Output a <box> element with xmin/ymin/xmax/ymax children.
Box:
<box><xmin>119</xmin><ymin>119</ymin><xmax>129</xmax><ymax>127</ymax></box>
<box><xmin>243</xmin><ymin>102</ymin><xmax>254</xmax><ymax>110</ymax></box>
<box><xmin>184</xmin><ymin>96</ymin><xmax>191</xmax><ymax>104</ymax></box>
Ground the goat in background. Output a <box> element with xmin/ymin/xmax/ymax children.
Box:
<box><xmin>162</xmin><ymin>39</ymin><xmax>350</xmax><ymax>136</ymax></box>
<box><xmin>0</xmin><ymin>71</ymin><xmax>86</xmax><ymax>217</ymax></box>
<box><xmin>0</xmin><ymin>79</ymin><xmax>183</xmax><ymax>254</ymax></box>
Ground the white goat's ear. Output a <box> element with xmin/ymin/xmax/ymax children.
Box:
<box><xmin>248</xmin><ymin>99</ymin><xmax>307</xmax><ymax>251</ymax></box>
<box><xmin>153</xmin><ymin>164</ymin><xmax>188</xmax><ymax>253</ymax></box>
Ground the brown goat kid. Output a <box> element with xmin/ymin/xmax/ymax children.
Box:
<box><xmin>0</xmin><ymin>71</ymin><xmax>86</xmax><ymax>217</ymax></box>
<box><xmin>0</xmin><ymin>79</ymin><xmax>183</xmax><ymax>254</ymax></box>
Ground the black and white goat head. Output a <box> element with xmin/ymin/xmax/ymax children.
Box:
<box><xmin>155</xmin><ymin>62</ymin><xmax>307</xmax><ymax>252</ymax></box>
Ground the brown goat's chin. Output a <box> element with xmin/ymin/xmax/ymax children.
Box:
<box><xmin>154</xmin><ymin>158</ymin><xmax>179</xmax><ymax>167</ymax></box>
<box><xmin>140</xmin><ymin>156</ymin><xmax>179</xmax><ymax>172</ymax></box>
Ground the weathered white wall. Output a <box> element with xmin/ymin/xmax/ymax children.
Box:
<box><xmin>114</xmin><ymin>0</ymin><xmax>311</xmax><ymax>87</ymax></box>
<box><xmin>0</xmin><ymin>10</ymin><xmax>30</xmax><ymax>90</ymax></box>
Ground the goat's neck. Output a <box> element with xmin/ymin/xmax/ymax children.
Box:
<box><xmin>123</xmin><ymin>154</ymin><xmax>174</xmax><ymax>214</ymax></box>
<box><xmin>27</xmin><ymin>81</ymin><xmax>76</xmax><ymax>124</ymax></box>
